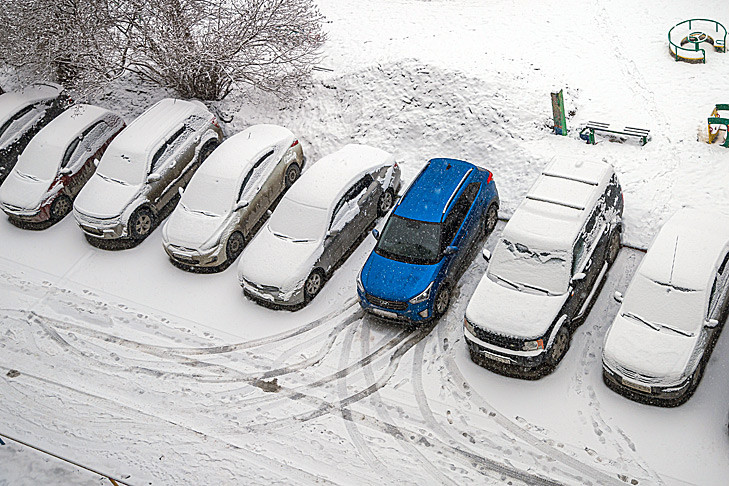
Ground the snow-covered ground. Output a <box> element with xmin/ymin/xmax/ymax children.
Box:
<box><xmin>2</xmin><ymin>0</ymin><xmax>729</xmax><ymax>484</ymax></box>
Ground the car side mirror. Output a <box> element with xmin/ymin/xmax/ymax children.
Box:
<box><xmin>147</xmin><ymin>173</ymin><xmax>162</xmax><ymax>183</ymax></box>
<box><xmin>705</xmin><ymin>318</ymin><xmax>720</xmax><ymax>328</ymax></box>
<box><xmin>482</xmin><ymin>248</ymin><xmax>491</xmax><ymax>261</ymax></box>
<box><xmin>613</xmin><ymin>291</ymin><xmax>624</xmax><ymax>303</ymax></box>
<box><xmin>235</xmin><ymin>200</ymin><xmax>249</xmax><ymax>211</ymax></box>
<box><xmin>371</xmin><ymin>228</ymin><xmax>380</xmax><ymax>240</ymax></box>
<box><xmin>60</xmin><ymin>167</ymin><xmax>72</xmax><ymax>176</ymax></box>
<box><xmin>93</xmin><ymin>158</ymin><xmax>100</xmax><ymax>167</ymax></box>
<box><xmin>444</xmin><ymin>245</ymin><xmax>458</xmax><ymax>255</ymax></box>
<box><xmin>571</xmin><ymin>272</ymin><xmax>586</xmax><ymax>283</ymax></box>
<box><xmin>178</xmin><ymin>187</ymin><xmax>184</xmax><ymax>197</ymax></box>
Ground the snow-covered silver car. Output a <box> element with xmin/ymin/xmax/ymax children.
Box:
<box><xmin>0</xmin><ymin>82</ymin><xmax>71</xmax><ymax>185</ymax></box>
<box><xmin>464</xmin><ymin>157</ymin><xmax>623</xmax><ymax>378</ymax></box>
<box><xmin>162</xmin><ymin>124</ymin><xmax>305</xmax><ymax>269</ymax></box>
<box><xmin>602</xmin><ymin>208</ymin><xmax>729</xmax><ymax>407</ymax></box>
<box><xmin>73</xmin><ymin>98</ymin><xmax>223</xmax><ymax>241</ymax></box>
<box><xmin>0</xmin><ymin>104</ymin><xmax>124</xmax><ymax>225</ymax></box>
<box><xmin>238</xmin><ymin>144</ymin><xmax>401</xmax><ymax>307</ymax></box>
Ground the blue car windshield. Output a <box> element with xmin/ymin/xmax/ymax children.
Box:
<box><xmin>375</xmin><ymin>215</ymin><xmax>441</xmax><ymax>265</ymax></box>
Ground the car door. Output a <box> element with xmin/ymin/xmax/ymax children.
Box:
<box><xmin>709</xmin><ymin>252</ymin><xmax>729</xmax><ymax>323</ymax></box>
<box><xmin>64</xmin><ymin>121</ymin><xmax>109</xmax><ymax>197</ymax></box>
<box><xmin>440</xmin><ymin>184</ymin><xmax>477</xmax><ymax>279</ymax></box>
<box><xmin>147</xmin><ymin>126</ymin><xmax>190</xmax><ymax>210</ymax></box>
<box><xmin>238</xmin><ymin>154</ymin><xmax>274</xmax><ymax>237</ymax></box>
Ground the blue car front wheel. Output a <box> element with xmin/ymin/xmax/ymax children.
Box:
<box><xmin>433</xmin><ymin>284</ymin><xmax>451</xmax><ymax>317</ymax></box>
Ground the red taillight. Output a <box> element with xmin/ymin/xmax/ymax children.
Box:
<box><xmin>211</xmin><ymin>117</ymin><xmax>220</xmax><ymax>129</ymax></box>
<box><xmin>290</xmin><ymin>139</ymin><xmax>299</xmax><ymax>147</ymax></box>
<box><xmin>486</xmin><ymin>172</ymin><xmax>493</xmax><ymax>184</ymax></box>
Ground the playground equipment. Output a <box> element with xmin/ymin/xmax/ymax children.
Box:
<box><xmin>668</xmin><ymin>19</ymin><xmax>726</xmax><ymax>63</ymax></box>
<box><xmin>551</xmin><ymin>89</ymin><xmax>567</xmax><ymax>135</ymax></box>
<box><xmin>580</xmin><ymin>121</ymin><xmax>651</xmax><ymax>146</ymax></box>
<box><xmin>707</xmin><ymin>105</ymin><xmax>729</xmax><ymax>147</ymax></box>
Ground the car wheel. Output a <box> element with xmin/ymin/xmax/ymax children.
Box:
<box><xmin>607</xmin><ymin>228</ymin><xmax>621</xmax><ymax>264</ymax></box>
<box><xmin>129</xmin><ymin>207</ymin><xmax>154</xmax><ymax>239</ymax></box>
<box><xmin>284</xmin><ymin>164</ymin><xmax>301</xmax><ymax>188</ymax></box>
<box><xmin>377</xmin><ymin>189</ymin><xmax>394</xmax><ymax>217</ymax></box>
<box><xmin>304</xmin><ymin>269</ymin><xmax>325</xmax><ymax>302</ymax></box>
<box><xmin>484</xmin><ymin>204</ymin><xmax>499</xmax><ymax>236</ymax></box>
<box><xmin>225</xmin><ymin>231</ymin><xmax>245</xmax><ymax>262</ymax></box>
<box><xmin>198</xmin><ymin>140</ymin><xmax>218</xmax><ymax>163</ymax></box>
<box><xmin>50</xmin><ymin>195</ymin><xmax>72</xmax><ymax>221</ymax></box>
<box><xmin>547</xmin><ymin>324</ymin><xmax>570</xmax><ymax>367</ymax></box>
<box><xmin>433</xmin><ymin>284</ymin><xmax>451</xmax><ymax>317</ymax></box>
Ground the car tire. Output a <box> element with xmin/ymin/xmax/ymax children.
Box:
<box><xmin>377</xmin><ymin>189</ymin><xmax>395</xmax><ymax>217</ymax></box>
<box><xmin>225</xmin><ymin>231</ymin><xmax>245</xmax><ymax>263</ymax></box>
<box><xmin>50</xmin><ymin>195</ymin><xmax>72</xmax><ymax>221</ymax></box>
<box><xmin>484</xmin><ymin>203</ymin><xmax>499</xmax><ymax>236</ymax></box>
<box><xmin>198</xmin><ymin>140</ymin><xmax>218</xmax><ymax>163</ymax></box>
<box><xmin>129</xmin><ymin>207</ymin><xmax>154</xmax><ymax>239</ymax></box>
<box><xmin>304</xmin><ymin>269</ymin><xmax>325</xmax><ymax>303</ymax></box>
<box><xmin>284</xmin><ymin>163</ymin><xmax>301</xmax><ymax>188</ymax></box>
<box><xmin>433</xmin><ymin>284</ymin><xmax>451</xmax><ymax>318</ymax></box>
<box><xmin>547</xmin><ymin>324</ymin><xmax>570</xmax><ymax>367</ymax></box>
<box><xmin>607</xmin><ymin>227</ymin><xmax>621</xmax><ymax>264</ymax></box>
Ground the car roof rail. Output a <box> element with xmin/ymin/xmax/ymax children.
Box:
<box><xmin>525</xmin><ymin>194</ymin><xmax>585</xmax><ymax>211</ymax></box>
<box><xmin>541</xmin><ymin>171</ymin><xmax>599</xmax><ymax>186</ymax></box>
<box><xmin>441</xmin><ymin>168</ymin><xmax>473</xmax><ymax>221</ymax></box>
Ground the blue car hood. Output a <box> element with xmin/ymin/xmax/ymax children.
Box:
<box><xmin>361</xmin><ymin>251</ymin><xmax>439</xmax><ymax>302</ymax></box>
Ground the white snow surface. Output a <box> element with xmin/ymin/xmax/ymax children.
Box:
<box><xmin>4</xmin><ymin>1</ymin><xmax>729</xmax><ymax>485</ymax></box>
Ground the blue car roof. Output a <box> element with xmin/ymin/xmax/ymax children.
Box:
<box><xmin>394</xmin><ymin>158</ymin><xmax>477</xmax><ymax>223</ymax></box>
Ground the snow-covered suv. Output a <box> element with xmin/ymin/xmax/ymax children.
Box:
<box><xmin>464</xmin><ymin>157</ymin><xmax>623</xmax><ymax>378</ymax></box>
<box><xmin>73</xmin><ymin>98</ymin><xmax>222</xmax><ymax>241</ymax></box>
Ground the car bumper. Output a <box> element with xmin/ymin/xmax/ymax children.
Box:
<box><xmin>602</xmin><ymin>362</ymin><xmax>692</xmax><ymax>407</ymax></box>
<box><xmin>464</xmin><ymin>327</ymin><xmax>548</xmax><ymax>378</ymax></box>
<box><xmin>240</xmin><ymin>279</ymin><xmax>305</xmax><ymax>307</ymax></box>
<box><xmin>357</xmin><ymin>289</ymin><xmax>432</xmax><ymax>323</ymax></box>
<box><xmin>164</xmin><ymin>244</ymin><xmax>224</xmax><ymax>267</ymax></box>
<box><xmin>2</xmin><ymin>203</ymin><xmax>50</xmax><ymax>223</ymax></box>
<box><xmin>74</xmin><ymin>213</ymin><xmax>126</xmax><ymax>239</ymax></box>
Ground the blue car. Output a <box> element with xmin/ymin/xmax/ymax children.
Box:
<box><xmin>357</xmin><ymin>158</ymin><xmax>499</xmax><ymax>322</ymax></box>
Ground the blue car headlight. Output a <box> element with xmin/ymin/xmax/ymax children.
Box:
<box><xmin>409</xmin><ymin>282</ymin><xmax>433</xmax><ymax>305</ymax></box>
<box><xmin>357</xmin><ymin>273</ymin><xmax>364</xmax><ymax>294</ymax></box>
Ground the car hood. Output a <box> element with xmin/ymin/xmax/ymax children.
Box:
<box><xmin>164</xmin><ymin>206</ymin><xmax>228</xmax><ymax>249</ymax></box>
<box><xmin>0</xmin><ymin>170</ymin><xmax>50</xmax><ymax>210</ymax></box>
<box><xmin>360</xmin><ymin>251</ymin><xmax>439</xmax><ymax>302</ymax></box>
<box><xmin>237</xmin><ymin>225</ymin><xmax>322</xmax><ymax>291</ymax></box>
<box><xmin>603</xmin><ymin>313</ymin><xmax>697</xmax><ymax>382</ymax></box>
<box><xmin>74</xmin><ymin>175</ymin><xmax>141</xmax><ymax>219</ymax></box>
<box><xmin>465</xmin><ymin>273</ymin><xmax>568</xmax><ymax>339</ymax></box>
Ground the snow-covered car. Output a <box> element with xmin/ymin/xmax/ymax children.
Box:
<box><xmin>0</xmin><ymin>105</ymin><xmax>125</xmax><ymax>225</ymax></box>
<box><xmin>238</xmin><ymin>144</ymin><xmax>401</xmax><ymax>307</ymax></box>
<box><xmin>0</xmin><ymin>82</ymin><xmax>71</xmax><ymax>185</ymax></box>
<box><xmin>73</xmin><ymin>98</ymin><xmax>223</xmax><ymax>241</ymax></box>
<box><xmin>464</xmin><ymin>157</ymin><xmax>623</xmax><ymax>378</ymax></box>
<box><xmin>602</xmin><ymin>209</ymin><xmax>729</xmax><ymax>407</ymax></box>
<box><xmin>162</xmin><ymin>124</ymin><xmax>305</xmax><ymax>269</ymax></box>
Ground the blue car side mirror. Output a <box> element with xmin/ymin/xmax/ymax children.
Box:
<box><xmin>371</xmin><ymin>228</ymin><xmax>380</xmax><ymax>240</ymax></box>
<box><xmin>444</xmin><ymin>245</ymin><xmax>458</xmax><ymax>255</ymax></box>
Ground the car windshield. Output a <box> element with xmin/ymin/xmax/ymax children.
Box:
<box><xmin>13</xmin><ymin>138</ymin><xmax>65</xmax><ymax>182</ymax></box>
<box><xmin>268</xmin><ymin>197</ymin><xmax>328</xmax><ymax>242</ymax></box>
<box><xmin>487</xmin><ymin>237</ymin><xmax>571</xmax><ymax>295</ymax></box>
<box><xmin>0</xmin><ymin>104</ymin><xmax>42</xmax><ymax>148</ymax></box>
<box><xmin>95</xmin><ymin>146</ymin><xmax>146</xmax><ymax>186</ymax></box>
<box><xmin>181</xmin><ymin>172</ymin><xmax>237</xmax><ymax>218</ymax></box>
<box><xmin>622</xmin><ymin>274</ymin><xmax>705</xmax><ymax>335</ymax></box>
<box><xmin>375</xmin><ymin>215</ymin><xmax>442</xmax><ymax>265</ymax></box>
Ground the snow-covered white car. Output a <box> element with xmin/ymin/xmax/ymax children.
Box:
<box><xmin>73</xmin><ymin>98</ymin><xmax>223</xmax><ymax>241</ymax></box>
<box><xmin>0</xmin><ymin>105</ymin><xmax>124</xmax><ymax>225</ymax></box>
<box><xmin>162</xmin><ymin>124</ymin><xmax>305</xmax><ymax>269</ymax></box>
<box><xmin>602</xmin><ymin>208</ymin><xmax>729</xmax><ymax>406</ymax></box>
<box><xmin>0</xmin><ymin>82</ymin><xmax>71</xmax><ymax>185</ymax></box>
<box><xmin>238</xmin><ymin>144</ymin><xmax>401</xmax><ymax>307</ymax></box>
<box><xmin>464</xmin><ymin>157</ymin><xmax>623</xmax><ymax>378</ymax></box>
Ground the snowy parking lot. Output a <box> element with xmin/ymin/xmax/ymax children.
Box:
<box><xmin>3</xmin><ymin>0</ymin><xmax>729</xmax><ymax>484</ymax></box>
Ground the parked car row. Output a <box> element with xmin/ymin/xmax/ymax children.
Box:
<box><xmin>0</xmin><ymin>84</ymin><xmax>727</xmax><ymax>409</ymax></box>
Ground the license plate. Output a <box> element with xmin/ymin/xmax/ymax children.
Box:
<box><xmin>622</xmin><ymin>377</ymin><xmax>651</xmax><ymax>393</ymax></box>
<box><xmin>371</xmin><ymin>308</ymin><xmax>399</xmax><ymax>319</ymax></box>
<box><xmin>482</xmin><ymin>351</ymin><xmax>511</xmax><ymax>364</ymax></box>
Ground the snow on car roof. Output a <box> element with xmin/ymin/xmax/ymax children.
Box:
<box><xmin>0</xmin><ymin>82</ymin><xmax>63</xmax><ymax>123</ymax></box>
<box><xmin>504</xmin><ymin>157</ymin><xmax>613</xmax><ymax>249</ymax></box>
<box><xmin>285</xmin><ymin>144</ymin><xmax>394</xmax><ymax>209</ymax></box>
<box><xmin>638</xmin><ymin>208</ymin><xmax>729</xmax><ymax>291</ymax></box>
<box><xmin>112</xmin><ymin>98</ymin><xmax>210</xmax><ymax>155</ymax></box>
<box><xmin>34</xmin><ymin>104</ymin><xmax>117</xmax><ymax>147</ymax></box>
<box><xmin>196</xmin><ymin>124</ymin><xmax>294</xmax><ymax>183</ymax></box>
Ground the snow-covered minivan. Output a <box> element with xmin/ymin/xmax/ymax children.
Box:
<box><xmin>73</xmin><ymin>98</ymin><xmax>222</xmax><ymax>241</ymax></box>
<box><xmin>603</xmin><ymin>209</ymin><xmax>729</xmax><ymax>407</ymax></box>
<box><xmin>464</xmin><ymin>157</ymin><xmax>623</xmax><ymax>378</ymax></box>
